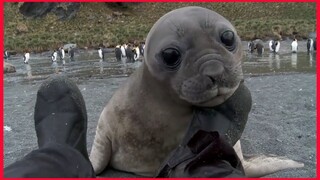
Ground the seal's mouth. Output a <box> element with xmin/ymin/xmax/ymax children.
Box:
<box><xmin>179</xmin><ymin>75</ymin><xmax>240</xmax><ymax>107</ymax></box>
<box><xmin>181</xmin><ymin>85</ymin><xmax>238</xmax><ymax>107</ymax></box>
<box><xmin>176</xmin><ymin>51</ymin><xmax>243</xmax><ymax>107</ymax></box>
<box><xmin>207</xmin><ymin>76</ymin><xmax>222</xmax><ymax>90</ymax></box>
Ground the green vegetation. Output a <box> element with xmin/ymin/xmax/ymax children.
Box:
<box><xmin>4</xmin><ymin>2</ymin><xmax>316</xmax><ymax>53</ymax></box>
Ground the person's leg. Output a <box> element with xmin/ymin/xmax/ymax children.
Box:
<box><xmin>5</xmin><ymin>143</ymin><xmax>94</xmax><ymax>177</ymax></box>
<box><xmin>4</xmin><ymin>75</ymin><xmax>95</xmax><ymax>178</ymax></box>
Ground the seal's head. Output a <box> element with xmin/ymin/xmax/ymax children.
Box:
<box><xmin>144</xmin><ymin>6</ymin><xmax>243</xmax><ymax>107</ymax></box>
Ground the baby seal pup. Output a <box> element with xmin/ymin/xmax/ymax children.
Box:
<box><xmin>90</xmin><ymin>6</ymin><xmax>303</xmax><ymax>177</ymax></box>
<box><xmin>90</xmin><ymin>6</ymin><xmax>243</xmax><ymax>176</ymax></box>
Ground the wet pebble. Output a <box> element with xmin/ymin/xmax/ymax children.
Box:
<box><xmin>4</xmin><ymin>126</ymin><xmax>12</xmax><ymax>132</ymax></box>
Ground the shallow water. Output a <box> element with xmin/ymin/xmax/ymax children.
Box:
<box><xmin>4</xmin><ymin>48</ymin><xmax>316</xmax><ymax>84</ymax></box>
<box><xmin>243</xmin><ymin>51</ymin><xmax>316</xmax><ymax>75</ymax></box>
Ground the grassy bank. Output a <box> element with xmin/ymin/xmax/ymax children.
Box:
<box><xmin>4</xmin><ymin>2</ymin><xmax>316</xmax><ymax>53</ymax></box>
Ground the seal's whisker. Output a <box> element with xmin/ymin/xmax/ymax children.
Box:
<box><xmin>167</xmin><ymin>19</ymin><xmax>184</xmax><ymax>38</ymax></box>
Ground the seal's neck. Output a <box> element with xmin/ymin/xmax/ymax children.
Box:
<box><xmin>128</xmin><ymin>64</ymin><xmax>194</xmax><ymax>146</ymax></box>
<box><xmin>133</xmin><ymin>64</ymin><xmax>193</xmax><ymax>113</ymax></box>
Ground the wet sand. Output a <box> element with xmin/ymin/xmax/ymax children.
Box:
<box><xmin>4</xmin><ymin>72</ymin><xmax>316</xmax><ymax>177</ymax></box>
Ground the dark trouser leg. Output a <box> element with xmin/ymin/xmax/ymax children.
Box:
<box><xmin>5</xmin><ymin>75</ymin><xmax>94</xmax><ymax>177</ymax></box>
<box><xmin>4</xmin><ymin>143</ymin><xmax>95</xmax><ymax>178</ymax></box>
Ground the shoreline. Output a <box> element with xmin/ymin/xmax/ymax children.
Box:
<box><xmin>5</xmin><ymin>39</ymin><xmax>315</xmax><ymax>57</ymax></box>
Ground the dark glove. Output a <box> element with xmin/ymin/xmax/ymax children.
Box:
<box><xmin>156</xmin><ymin>130</ymin><xmax>244</xmax><ymax>177</ymax></box>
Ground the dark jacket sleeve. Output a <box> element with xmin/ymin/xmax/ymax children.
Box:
<box><xmin>156</xmin><ymin>81</ymin><xmax>251</xmax><ymax>178</ymax></box>
<box><xmin>156</xmin><ymin>130</ymin><xmax>245</xmax><ymax>178</ymax></box>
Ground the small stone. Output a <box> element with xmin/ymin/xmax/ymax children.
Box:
<box><xmin>4</xmin><ymin>62</ymin><xmax>16</xmax><ymax>73</ymax></box>
<box><xmin>112</xmin><ymin>11</ymin><xmax>123</xmax><ymax>16</ymax></box>
<box><xmin>16</xmin><ymin>23</ymin><xmax>28</xmax><ymax>34</ymax></box>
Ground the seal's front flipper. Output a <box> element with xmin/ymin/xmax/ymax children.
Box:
<box><xmin>89</xmin><ymin>112</ymin><xmax>112</xmax><ymax>175</ymax></box>
<box><xmin>242</xmin><ymin>154</ymin><xmax>304</xmax><ymax>177</ymax></box>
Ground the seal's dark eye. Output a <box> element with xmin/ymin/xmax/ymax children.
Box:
<box><xmin>221</xmin><ymin>30</ymin><xmax>236</xmax><ymax>51</ymax></box>
<box><xmin>162</xmin><ymin>48</ymin><xmax>181</xmax><ymax>70</ymax></box>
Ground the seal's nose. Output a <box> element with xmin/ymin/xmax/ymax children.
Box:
<box><xmin>199</xmin><ymin>60</ymin><xmax>224</xmax><ymax>85</ymax></box>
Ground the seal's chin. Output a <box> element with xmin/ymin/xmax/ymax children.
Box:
<box><xmin>180</xmin><ymin>83</ymin><xmax>239</xmax><ymax>107</ymax></box>
<box><xmin>198</xmin><ymin>86</ymin><xmax>238</xmax><ymax>107</ymax></box>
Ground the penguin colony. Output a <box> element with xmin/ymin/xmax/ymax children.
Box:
<box><xmin>247</xmin><ymin>37</ymin><xmax>316</xmax><ymax>54</ymax></box>
<box><xmin>4</xmin><ymin>38</ymin><xmax>315</xmax><ymax>64</ymax></box>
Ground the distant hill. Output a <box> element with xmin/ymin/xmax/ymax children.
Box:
<box><xmin>4</xmin><ymin>2</ymin><xmax>316</xmax><ymax>53</ymax></box>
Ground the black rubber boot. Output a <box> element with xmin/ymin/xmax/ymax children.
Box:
<box><xmin>34</xmin><ymin>75</ymin><xmax>89</xmax><ymax>160</ymax></box>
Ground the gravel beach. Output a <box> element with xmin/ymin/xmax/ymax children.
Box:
<box><xmin>4</xmin><ymin>72</ymin><xmax>316</xmax><ymax>177</ymax></box>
